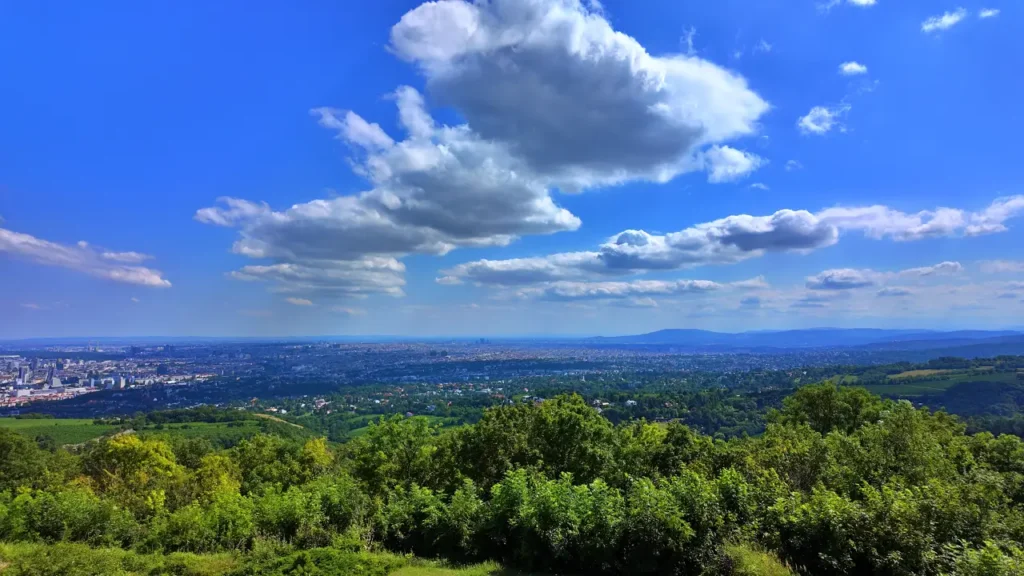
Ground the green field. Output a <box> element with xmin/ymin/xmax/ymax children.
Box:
<box><xmin>0</xmin><ymin>418</ymin><xmax>291</xmax><ymax>447</ymax></box>
<box><xmin>861</xmin><ymin>370</ymin><xmax>1020</xmax><ymax>397</ymax></box>
<box><xmin>0</xmin><ymin>418</ymin><xmax>118</xmax><ymax>445</ymax></box>
<box><xmin>136</xmin><ymin>420</ymin><xmax>270</xmax><ymax>446</ymax></box>
<box><xmin>886</xmin><ymin>369</ymin><xmax>953</xmax><ymax>380</ymax></box>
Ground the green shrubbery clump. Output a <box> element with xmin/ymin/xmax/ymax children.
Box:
<box><xmin>1</xmin><ymin>385</ymin><xmax>1023</xmax><ymax>575</ymax></box>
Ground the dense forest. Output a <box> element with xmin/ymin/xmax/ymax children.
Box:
<box><xmin>1</xmin><ymin>383</ymin><xmax>1023</xmax><ymax>575</ymax></box>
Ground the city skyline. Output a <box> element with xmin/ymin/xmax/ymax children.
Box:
<box><xmin>3</xmin><ymin>0</ymin><xmax>1023</xmax><ymax>338</ymax></box>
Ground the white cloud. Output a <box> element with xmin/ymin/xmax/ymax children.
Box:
<box><xmin>819</xmin><ymin>0</ymin><xmax>876</xmax><ymax>13</ymax></box>
<box><xmin>232</xmin><ymin>259</ymin><xmax>406</xmax><ymax>298</ymax></box>
<box><xmin>980</xmin><ymin>260</ymin><xmax>1024</xmax><ymax>274</ymax></box>
<box><xmin>900</xmin><ymin>261</ymin><xmax>963</xmax><ymax>277</ymax></box>
<box><xmin>731</xmin><ymin>276</ymin><xmax>771</xmax><ymax>290</ymax></box>
<box><xmin>755</xmin><ymin>39</ymin><xmax>772</xmax><ymax>53</ymax></box>
<box><xmin>922</xmin><ymin>8</ymin><xmax>968</xmax><ymax>33</ymax></box>
<box><xmin>286</xmin><ymin>297</ymin><xmax>314</xmax><ymax>306</ymax></box>
<box><xmin>703</xmin><ymin>146</ymin><xmax>765</xmax><ymax>183</ymax></box>
<box><xmin>965</xmin><ymin>196</ymin><xmax>1024</xmax><ymax>236</ymax></box>
<box><xmin>877</xmin><ymin>287</ymin><xmax>913</xmax><ymax>297</ymax></box>
<box><xmin>516</xmin><ymin>279</ymin><xmax>722</xmax><ymax>302</ymax></box>
<box><xmin>20</xmin><ymin>303</ymin><xmax>42</xmax><ymax>310</ymax></box>
<box><xmin>979</xmin><ymin>8</ymin><xmax>1000</xmax><ymax>19</ymax></box>
<box><xmin>200</xmin><ymin>0</ymin><xmax>773</xmax><ymax>299</ymax></box>
<box><xmin>100</xmin><ymin>251</ymin><xmax>153</xmax><ymax>264</ymax></box>
<box><xmin>442</xmin><ymin>197</ymin><xmax>1023</xmax><ymax>289</ymax></box>
<box><xmin>798</xmin><ymin>105</ymin><xmax>850</xmax><ymax>135</ymax></box>
<box><xmin>440</xmin><ymin>253</ymin><xmax>607</xmax><ymax>286</ymax></box>
<box><xmin>131</xmin><ymin>297</ymin><xmax>141</xmax><ymax>303</ymax></box>
<box><xmin>390</xmin><ymin>0</ymin><xmax>769</xmax><ymax>187</ymax></box>
<box><xmin>0</xmin><ymin>226</ymin><xmax>171</xmax><ymax>287</ymax></box>
<box><xmin>818</xmin><ymin>196</ymin><xmax>1024</xmax><ymax>241</ymax></box>
<box><xmin>839</xmin><ymin>61</ymin><xmax>868</xmax><ymax>76</ymax></box>
<box><xmin>809</xmin><ymin>261</ymin><xmax>964</xmax><ymax>292</ymax></box>
<box><xmin>750</xmin><ymin>183</ymin><xmax>770</xmax><ymax>191</ymax></box>
<box><xmin>785</xmin><ymin>160</ymin><xmax>803</xmax><ymax>171</ymax></box>
<box><xmin>807</xmin><ymin>268</ymin><xmax>878</xmax><ymax>290</ymax></box>
<box><xmin>443</xmin><ymin>210</ymin><xmax>838</xmax><ymax>286</ymax></box>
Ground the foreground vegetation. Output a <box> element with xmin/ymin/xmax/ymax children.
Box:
<box><xmin>1</xmin><ymin>383</ymin><xmax>1023</xmax><ymax>575</ymax></box>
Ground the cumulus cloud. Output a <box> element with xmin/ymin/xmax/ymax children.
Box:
<box><xmin>808</xmin><ymin>261</ymin><xmax>963</xmax><ymax>292</ymax></box>
<box><xmin>390</xmin><ymin>0</ymin><xmax>769</xmax><ymax>187</ymax></box>
<box><xmin>444</xmin><ymin>209</ymin><xmax>838</xmax><ymax>286</ymax></box>
<box><xmin>703</xmin><ymin>146</ymin><xmax>765</xmax><ymax>183</ymax></box>
<box><xmin>198</xmin><ymin>88</ymin><xmax>579</xmax><ymax>297</ymax></box>
<box><xmin>439</xmin><ymin>252</ymin><xmax>606</xmax><ymax>286</ymax></box>
<box><xmin>818</xmin><ymin>196</ymin><xmax>1024</xmax><ymax>241</ymax></box>
<box><xmin>442</xmin><ymin>196</ymin><xmax>1023</xmax><ymax>293</ymax></box>
<box><xmin>979</xmin><ymin>8</ymin><xmax>1000</xmax><ymax>19</ymax></box>
<box><xmin>839</xmin><ymin>61</ymin><xmax>868</xmax><ymax>76</ymax></box>
<box><xmin>516</xmin><ymin>279</ymin><xmax>721</xmax><ymax>302</ymax></box>
<box><xmin>0</xmin><ymin>226</ymin><xmax>171</xmax><ymax>287</ymax></box>
<box><xmin>599</xmin><ymin>210</ymin><xmax>838</xmax><ymax>272</ymax></box>
<box><xmin>922</xmin><ymin>8</ymin><xmax>968</xmax><ymax>33</ymax></box>
<box><xmin>798</xmin><ymin>104</ymin><xmax>850</xmax><ymax>135</ymax></box>
<box><xmin>231</xmin><ymin>259</ymin><xmax>406</xmax><ymax>298</ymax></box>
<box><xmin>965</xmin><ymin>196</ymin><xmax>1024</xmax><ymax>236</ymax></box>
<box><xmin>199</xmin><ymin>0</ymin><xmax>774</xmax><ymax>299</ymax></box>
<box><xmin>807</xmin><ymin>268</ymin><xmax>878</xmax><ymax>290</ymax></box>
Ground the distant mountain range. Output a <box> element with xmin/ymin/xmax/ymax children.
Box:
<box><xmin>589</xmin><ymin>328</ymin><xmax>1024</xmax><ymax>352</ymax></box>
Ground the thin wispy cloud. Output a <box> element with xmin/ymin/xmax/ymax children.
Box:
<box><xmin>798</xmin><ymin>104</ymin><xmax>851</xmax><ymax>135</ymax></box>
<box><xmin>0</xmin><ymin>227</ymin><xmax>171</xmax><ymax>288</ymax></box>
<box><xmin>922</xmin><ymin>8</ymin><xmax>968</xmax><ymax>33</ymax></box>
<box><xmin>818</xmin><ymin>0</ymin><xmax>876</xmax><ymax>13</ymax></box>
<box><xmin>979</xmin><ymin>8</ymin><xmax>1000</xmax><ymax>19</ymax></box>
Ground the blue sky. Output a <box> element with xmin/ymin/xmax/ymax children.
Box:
<box><xmin>2</xmin><ymin>0</ymin><xmax>1022</xmax><ymax>338</ymax></box>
